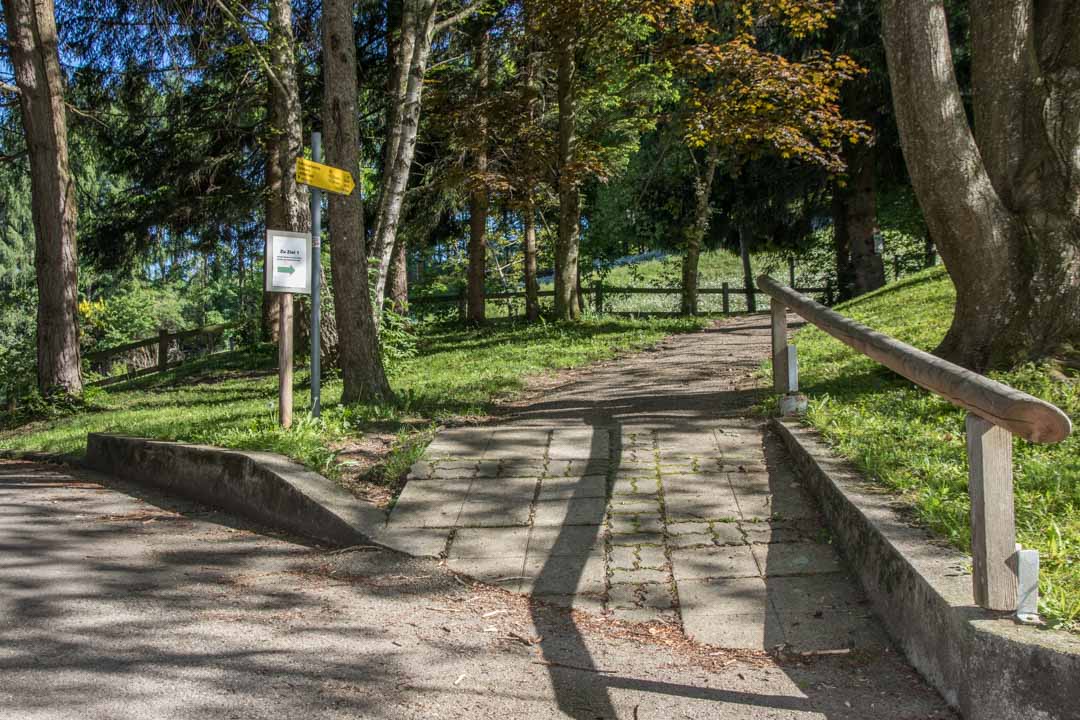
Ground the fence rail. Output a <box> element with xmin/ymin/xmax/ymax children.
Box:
<box><xmin>756</xmin><ymin>274</ymin><xmax>1072</xmax><ymax>617</ymax></box>
<box><xmin>84</xmin><ymin>321</ymin><xmax>243</xmax><ymax>388</ymax></box>
<box><xmin>2</xmin><ymin>320</ymin><xmax>253</xmax><ymax>412</ymax></box>
<box><xmin>409</xmin><ymin>283</ymin><xmax>834</xmax><ymax>318</ymax></box>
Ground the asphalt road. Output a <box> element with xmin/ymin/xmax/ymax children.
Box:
<box><xmin>0</xmin><ymin>459</ymin><xmax>953</xmax><ymax>719</ymax></box>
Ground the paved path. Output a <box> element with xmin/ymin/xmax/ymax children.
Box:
<box><xmin>0</xmin><ymin>458</ymin><xmax>952</xmax><ymax>719</ymax></box>
<box><xmin>390</xmin><ymin>316</ymin><xmax>883</xmax><ymax>651</ymax></box>
<box><xmin>0</xmin><ymin>316</ymin><xmax>953</xmax><ymax>718</ymax></box>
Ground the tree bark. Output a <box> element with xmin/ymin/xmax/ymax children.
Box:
<box><xmin>323</xmin><ymin>0</ymin><xmax>392</xmax><ymax>403</ymax></box>
<box><xmin>263</xmin><ymin>0</ymin><xmax>311</xmax><ymax>342</ymax></box>
<box><xmin>738</xmin><ymin>226</ymin><xmax>756</xmax><ymax>313</ymax></box>
<box><xmin>831</xmin><ymin>185</ymin><xmax>854</xmax><ymax>301</ymax></box>
<box><xmin>681</xmin><ymin>145</ymin><xmax>719</xmax><ymax>316</ymax></box>
<box><xmin>387</xmin><ymin>238</ymin><xmax>409</xmax><ymax>313</ymax></box>
<box><xmin>371</xmin><ymin>0</ymin><xmax>438</xmax><ymax>315</ymax></box>
<box><xmin>3</xmin><ymin>0</ymin><xmax>82</xmax><ymax>397</ymax></box>
<box><xmin>466</xmin><ymin>20</ymin><xmax>490</xmax><ymax>324</ymax></box>
<box><xmin>554</xmin><ymin>32</ymin><xmax>580</xmax><ymax>321</ymax></box>
<box><xmin>833</xmin><ymin>140</ymin><xmax>884</xmax><ymax>299</ymax></box>
<box><xmin>882</xmin><ymin>0</ymin><xmax>1080</xmax><ymax>370</ymax></box>
<box><xmin>523</xmin><ymin>199</ymin><xmax>540</xmax><ymax>321</ymax></box>
<box><xmin>262</xmin><ymin>127</ymin><xmax>282</xmax><ymax>340</ymax></box>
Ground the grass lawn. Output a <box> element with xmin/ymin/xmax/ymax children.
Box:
<box><xmin>1</xmin><ymin>315</ymin><xmax>706</xmax><ymax>492</ymax></box>
<box><xmin>790</xmin><ymin>266</ymin><xmax>1079</xmax><ymax>631</ymax></box>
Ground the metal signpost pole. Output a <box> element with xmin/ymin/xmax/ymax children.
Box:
<box><xmin>309</xmin><ymin>132</ymin><xmax>323</xmax><ymax>417</ymax></box>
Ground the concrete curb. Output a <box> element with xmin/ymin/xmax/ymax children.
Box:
<box><xmin>83</xmin><ymin>433</ymin><xmax>442</xmax><ymax>557</ymax></box>
<box><xmin>771</xmin><ymin>418</ymin><xmax>1080</xmax><ymax>720</ymax></box>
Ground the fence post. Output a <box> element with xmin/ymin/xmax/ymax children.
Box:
<box><xmin>457</xmin><ymin>288</ymin><xmax>466</xmax><ymax>322</ymax></box>
<box><xmin>788</xmin><ymin>257</ymin><xmax>796</xmax><ymax>287</ymax></box>
<box><xmin>824</xmin><ymin>280</ymin><xmax>834</xmax><ymax>306</ymax></box>
<box><xmin>770</xmin><ymin>299</ymin><xmax>789</xmax><ymax>394</ymax></box>
<box><xmin>966</xmin><ymin>413</ymin><xmax>1019</xmax><ymax>611</ymax></box>
<box><xmin>594</xmin><ymin>283</ymin><xmax>604</xmax><ymax>314</ymax></box>
<box><xmin>721</xmin><ymin>282</ymin><xmax>730</xmax><ymax>314</ymax></box>
<box><xmin>158</xmin><ymin>329</ymin><xmax>169</xmax><ymax>373</ymax></box>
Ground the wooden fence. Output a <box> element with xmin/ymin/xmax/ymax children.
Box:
<box><xmin>3</xmin><ymin>320</ymin><xmax>245</xmax><ymax>412</ymax></box>
<box><xmin>757</xmin><ymin>274</ymin><xmax>1071</xmax><ymax>618</ymax></box>
<box><xmin>83</xmin><ymin>321</ymin><xmax>243</xmax><ymax>388</ymax></box>
<box><xmin>409</xmin><ymin>282</ymin><xmax>834</xmax><ymax>319</ymax></box>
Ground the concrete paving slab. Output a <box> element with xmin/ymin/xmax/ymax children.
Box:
<box><xmin>537</xmin><ymin>474</ymin><xmax>607</xmax><ymax>500</ymax></box>
<box><xmin>665</xmin><ymin>491</ymin><xmax>742</xmax><ymax>522</ymax></box>
<box><xmin>497</xmin><ymin>457</ymin><xmax>547</xmax><ymax>477</ymax></box>
<box><xmin>672</xmin><ymin>545</ymin><xmax>760</xmax><ymax>580</ymax></box>
<box><xmin>548</xmin><ymin>428</ymin><xmax>611</xmax><ymax>459</ymax></box>
<box><xmin>609</xmin><ymin>567</ymin><xmax>669</xmax><ymax>585</ymax></box>
<box><xmin>457</xmin><ymin>498</ymin><xmax>532</xmax><ymax>527</ymax></box>
<box><xmin>682</xmin><ymin>610</ymin><xmax>787</xmax><ymax>650</ymax></box>
<box><xmin>445</xmin><ymin>555</ymin><xmax>527</xmax><ymax>590</ymax></box>
<box><xmin>521</xmin><ymin>555</ymin><xmax>607</xmax><ymax>596</ymax></box>
<box><xmin>751</xmin><ymin>542</ymin><xmax>842</xmax><ymax>577</ymax></box>
<box><xmin>547</xmin><ymin>459</ymin><xmax>610</xmax><ymax>477</ymax></box>
<box><xmin>677</xmin><ymin>577</ymin><xmax>769</xmax><ymax>616</ymax></box>
<box><xmin>526</xmin><ymin>525</ymin><xmax>606</xmax><ymax>555</ymax></box>
<box><xmin>449</xmin><ymin>527</ymin><xmax>532</xmax><ymax>558</ymax></box>
<box><xmin>424</xmin><ymin>428</ymin><xmax>493</xmax><ymax>458</ymax></box>
<box><xmin>764</xmin><ymin>575</ymin><xmax>868</xmax><ymax>614</ymax></box>
<box><xmin>533</xmin><ymin>498</ymin><xmax>608</xmax><ymax>526</ymax></box>
<box><xmin>778</xmin><ymin>610</ymin><xmax>888</xmax><ymax>652</ymax></box>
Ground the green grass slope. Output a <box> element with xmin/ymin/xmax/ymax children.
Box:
<box><xmin>793</xmin><ymin>266</ymin><xmax>1079</xmax><ymax>630</ymax></box>
<box><xmin>1</xmin><ymin>316</ymin><xmax>705</xmax><ymax>476</ymax></box>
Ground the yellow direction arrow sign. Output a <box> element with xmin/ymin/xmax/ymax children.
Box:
<box><xmin>296</xmin><ymin>157</ymin><xmax>355</xmax><ymax>196</ymax></box>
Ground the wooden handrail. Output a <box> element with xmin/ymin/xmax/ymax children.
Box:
<box><xmin>757</xmin><ymin>274</ymin><xmax>1071</xmax><ymax>444</ymax></box>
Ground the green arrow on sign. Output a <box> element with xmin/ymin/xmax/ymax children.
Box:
<box><xmin>277</xmin><ymin>265</ymin><xmax>295</xmax><ymax>274</ymax></box>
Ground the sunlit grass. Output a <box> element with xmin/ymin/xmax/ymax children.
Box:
<box><xmin>1</xmin><ymin>315</ymin><xmax>707</xmax><ymax>482</ymax></box>
<box><xmin>791</xmin><ymin>267</ymin><xmax>1080</xmax><ymax>630</ymax></box>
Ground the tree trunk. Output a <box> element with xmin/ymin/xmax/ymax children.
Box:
<box><xmin>521</xmin><ymin>24</ymin><xmax>541</xmax><ymax>324</ymax></box>
<box><xmin>3</xmin><ymin>0</ymin><xmax>82</xmax><ymax>397</ymax></box>
<box><xmin>323</xmin><ymin>0</ymin><xmax>391</xmax><ymax>403</ymax></box>
<box><xmin>738</xmin><ymin>226</ymin><xmax>756</xmax><ymax>313</ymax></box>
<box><xmin>882</xmin><ymin>0</ymin><xmax>1080</xmax><ymax>370</ymax></box>
<box><xmin>262</xmin><ymin>0</ymin><xmax>310</xmax><ymax>341</ymax></box>
<box><xmin>554</xmin><ymin>32</ymin><xmax>580</xmax><ymax>321</ymax></box>
<box><xmin>523</xmin><ymin>199</ymin><xmax>540</xmax><ymax>322</ymax></box>
<box><xmin>388</xmin><ymin>238</ymin><xmax>409</xmax><ymax>312</ymax></box>
<box><xmin>831</xmin><ymin>185</ymin><xmax>854</xmax><ymax>301</ymax></box>
<box><xmin>681</xmin><ymin>145</ymin><xmax>719</xmax><ymax>316</ymax></box>
<box><xmin>833</xmin><ymin>142</ymin><xmax>884</xmax><ymax>298</ymax></box>
<box><xmin>466</xmin><ymin>21</ymin><xmax>490</xmax><ymax>324</ymax></box>
<box><xmin>371</xmin><ymin>0</ymin><xmax>438</xmax><ymax>315</ymax></box>
<box><xmin>262</xmin><ymin>129</ymin><xmax>282</xmax><ymax>340</ymax></box>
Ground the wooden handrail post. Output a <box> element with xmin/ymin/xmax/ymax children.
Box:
<box><xmin>721</xmin><ymin>282</ymin><xmax>730</xmax><ymax>314</ymax></box>
<box><xmin>594</xmin><ymin>283</ymin><xmax>604</xmax><ymax>314</ymax></box>
<box><xmin>771</xmin><ymin>299</ymin><xmax>789</xmax><ymax>394</ymax></box>
<box><xmin>966</xmin><ymin>413</ymin><xmax>1018</xmax><ymax>611</ymax></box>
<box><xmin>158</xmin><ymin>329</ymin><xmax>169</xmax><ymax>373</ymax></box>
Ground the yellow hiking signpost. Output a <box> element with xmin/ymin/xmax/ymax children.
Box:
<box><xmin>295</xmin><ymin>157</ymin><xmax>355</xmax><ymax>196</ymax></box>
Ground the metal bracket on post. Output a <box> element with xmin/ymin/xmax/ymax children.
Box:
<box><xmin>778</xmin><ymin>344</ymin><xmax>807</xmax><ymax>416</ymax></box>
<box><xmin>1014</xmin><ymin>545</ymin><xmax>1040</xmax><ymax>624</ymax></box>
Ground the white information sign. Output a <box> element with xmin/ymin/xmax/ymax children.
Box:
<box><xmin>265</xmin><ymin>229</ymin><xmax>312</xmax><ymax>294</ymax></box>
